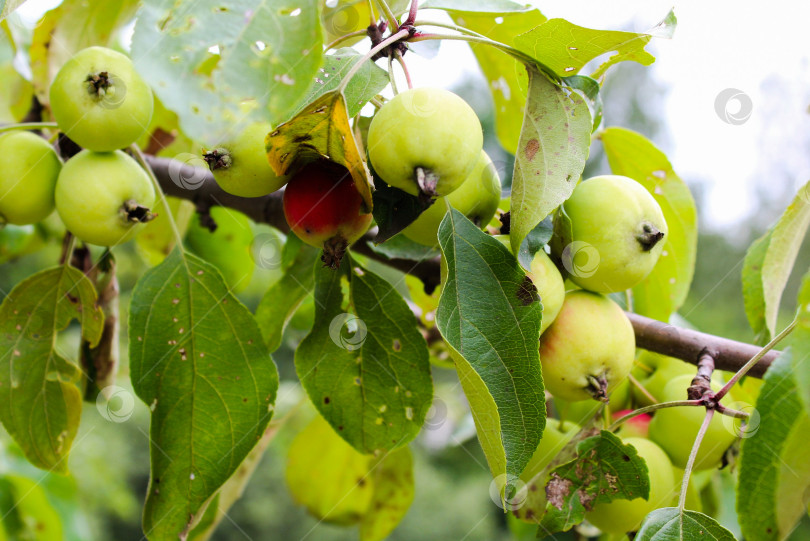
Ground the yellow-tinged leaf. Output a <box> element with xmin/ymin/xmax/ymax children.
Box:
<box><xmin>265</xmin><ymin>91</ymin><xmax>373</xmax><ymax>212</ymax></box>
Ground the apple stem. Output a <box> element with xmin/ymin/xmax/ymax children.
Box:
<box><xmin>0</xmin><ymin>122</ymin><xmax>58</xmax><ymax>134</ymax></box>
<box><xmin>373</xmin><ymin>0</ymin><xmax>400</xmax><ymax>34</ymax></box>
<box><xmin>608</xmin><ymin>399</ymin><xmax>701</xmax><ymax>432</ymax></box>
<box><xmin>338</xmin><ymin>28</ymin><xmax>410</xmax><ymax>95</ymax></box>
<box><xmin>678</xmin><ymin>409</ymin><xmax>715</xmax><ymax>511</ymax></box>
<box><xmin>394</xmin><ymin>50</ymin><xmax>413</xmax><ymax>89</ymax></box>
<box><xmin>324</xmin><ymin>30</ymin><xmax>368</xmax><ymax>51</ymax></box>
<box><xmin>635</xmin><ymin>222</ymin><xmax>665</xmax><ymax>251</ymax></box>
<box><xmin>387</xmin><ymin>53</ymin><xmax>400</xmax><ymax>95</ymax></box>
<box><xmin>130</xmin><ymin>145</ymin><xmax>185</xmax><ymax>251</ymax></box>
<box><xmin>627</xmin><ymin>373</ymin><xmax>659</xmax><ymax>404</ymax></box>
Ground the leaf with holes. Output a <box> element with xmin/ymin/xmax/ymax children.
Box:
<box><xmin>738</xmin><ymin>351</ymin><xmax>810</xmax><ymax>541</ymax></box>
<box><xmin>636</xmin><ymin>508</ymin><xmax>737</xmax><ymax>541</ymax></box>
<box><xmin>266</xmin><ymin>91</ymin><xmax>373</xmax><ymax>212</ymax></box>
<box><xmin>601</xmin><ymin>127</ymin><xmax>698</xmax><ymax>322</ymax></box>
<box><xmin>509</xmin><ymin>66</ymin><xmax>591</xmax><ymax>256</ymax></box>
<box><xmin>0</xmin><ymin>266</ymin><xmax>103</xmax><ymax>472</ymax></box>
<box><xmin>540</xmin><ymin>430</ymin><xmax>650</xmax><ymax>533</ymax></box>
<box><xmin>128</xmin><ymin>249</ymin><xmax>278</xmax><ymax>540</ymax></box>
<box><xmin>132</xmin><ymin>0</ymin><xmax>321</xmax><ymax>142</ymax></box>
<box><xmin>513</xmin><ymin>10</ymin><xmax>677</xmax><ymax>78</ymax></box>
<box><xmin>295</xmin><ymin>259</ymin><xmax>432</xmax><ymax>454</ymax></box>
<box><xmin>436</xmin><ymin>209</ymin><xmax>545</xmax><ymax>483</ymax></box>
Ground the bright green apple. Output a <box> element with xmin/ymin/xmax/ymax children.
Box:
<box><xmin>551</xmin><ymin>175</ymin><xmax>667</xmax><ymax>293</ymax></box>
<box><xmin>0</xmin><ymin>131</ymin><xmax>62</xmax><ymax>225</ymax></box>
<box><xmin>631</xmin><ymin>351</ymin><xmax>696</xmax><ymax>407</ymax></box>
<box><xmin>539</xmin><ymin>290</ymin><xmax>635</xmax><ymax>402</ymax></box>
<box><xmin>586</xmin><ymin>437</ymin><xmax>675</xmax><ymax>535</ymax></box>
<box><xmin>367</xmin><ymin>88</ymin><xmax>483</xmax><ymax>197</ymax></box>
<box><xmin>402</xmin><ymin>150</ymin><xmax>501</xmax><ymax>246</ymax></box>
<box><xmin>320</xmin><ymin>0</ymin><xmax>372</xmax><ymax>46</ymax></box>
<box><xmin>185</xmin><ymin>206</ymin><xmax>255</xmax><ymax>292</ymax></box>
<box><xmin>648</xmin><ymin>374</ymin><xmax>738</xmax><ymax>470</ymax></box>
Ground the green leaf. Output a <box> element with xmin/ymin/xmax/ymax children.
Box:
<box><xmin>738</xmin><ymin>351</ymin><xmax>810</xmax><ymax>541</ymax></box>
<box><xmin>442</xmin><ymin>6</ymin><xmax>547</xmax><ymax>153</ymax></box>
<box><xmin>794</xmin><ymin>272</ymin><xmax>810</xmax><ymax>417</ymax></box>
<box><xmin>601</xmin><ymin>127</ymin><xmax>698</xmax><ymax>322</ymax></box>
<box><xmin>436</xmin><ymin>209</ymin><xmax>545</xmax><ymax>482</ymax></box>
<box><xmin>0</xmin><ymin>474</ymin><xmax>63</xmax><ymax>539</ymax></box>
<box><xmin>514</xmin><ymin>10</ymin><xmax>676</xmax><ymax>79</ymax></box>
<box><xmin>741</xmin><ymin>181</ymin><xmax>810</xmax><ymax>343</ymax></box>
<box><xmin>295</xmin><ymin>260</ymin><xmax>433</xmax><ymax>454</ymax></box>
<box><xmin>297</xmin><ymin>48</ymin><xmax>388</xmax><ymax>119</ymax></box>
<box><xmin>0</xmin><ymin>266</ymin><xmax>103</xmax><ymax>472</ymax></box>
<box><xmin>636</xmin><ymin>507</ymin><xmax>737</xmax><ymax>541</ymax></box>
<box><xmin>359</xmin><ymin>446</ymin><xmax>415</xmax><ymax>541</ymax></box>
<box><xmin>421</xmin><ymin>0</ymin><xmax>535</xmax><ymax>12</ymax></box>
<box><xmin>509</xmin><ymin>66</ymin><xmax>591</xmax><ymax>256</ymax></box>
<box><xmin>370</xmin><ymin>177</ymin><xmax>434</xmax><ymax>243</ymax></box>
<box><xmin>366</xmin><ymin>234</ymin><xmax>441</xmax><ymax>262</ymax></box>
<box><xmin>255</xmin><ymin>244</ymin><xmax>319</xmax><ymax>351</ymax></box>
<box><xmin>128</xmin><ymin>249</ymin><xmax>278</xmax><ymax>540</ymax></box>
<box><xmin>541</xmin><ymin>431</ymin><xmax>651</xmax><ymax>533</ymax></box>
<box><xmin>285</xmin><ymin>412</ymin><xmax>375</xmax><ymax>524</ymax></box>
<box><xmin>132</xmin><ymin>0</ymin><xmax>322</xmax><ymax>141</ymax></box>
<box><xmin>29</xmin><ymin>0</ymin><xmax>139</xmax><ymax>105</ymax></box>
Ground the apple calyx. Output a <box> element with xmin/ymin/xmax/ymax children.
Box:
<box><xmin>202</xmin><ymin>148</ymin><xmax>233</xmax><ymax>171</ymax></box>
<box><xmin>636</xmin><ymin>222</ymin><xmax>665</xmax><ymax>251</ymax></box>
<box><xmin>586</xmin><ymin>374</ymin><xmax>610</xmax><ymax>402</ymax></box>
<box><xmin>321</xmin><ymin>235</ymin><xmax>349</xmax><ymax>270</ymax></box>
<box><xmin>85</xmin><ymin>71</ymin><xmax>116</xmax><ymax>99</ymax></box>
<box><xmin>414</xmin><ymin>166</ymin><xmax>440</xmax><ymax>198</ymax></box>
<box><xmin>121</xmin><ymin>199</ymin><xmax>156</xmax><ymax>224</ymax></box>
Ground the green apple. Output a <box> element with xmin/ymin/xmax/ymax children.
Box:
<box><xmin>586</xmin><ymin>437</ymin><xmax>675</xmax><ymax>535</ymax></box>
<box><xmin>521</xmin><ymin>418</ymin><xmax>581</xmax><ymax>482</ymax></box>
<box><xmin>203</xmin><ymin>122</ymin><xmax>287</xmax><ymax>197</ymax></box>
<box><xmin>321</xmin><ymin>0</ymin><xmax>372</xmax><ymax>46</ymax></box>
<box><xmin>648</xmin><ymin>374</ymin><xmax>738</xmax><ymax>470</ymax></box>
<box><xmin>367</xmin><ymin>88</ymin><xmax>483</xmax><ymax>197</ymax></box>
<box><xmin>49</xmin><ymin>46</ymin><xmax>153</xmax><ymax>152</ymax></box>
<box><xmin>539</xmin><ymin>290</ymin><xmax>635</xmax><ymax>402</ymax></box>
<box><xmin>55</xmin><ymin>150</ymin><xmax>155</xmax><ymax>246</ymax></box>
<box><xmin>403</xmin><ymin>150</ymin><xmax>501</xmax><ymax>246</ymax></box>
<box><xmin>631</xmin><ymin>351</ymin><xmax>696</xmax><ymax>407</ymax></box>
<box><xmin>493</xmin><ymin>236</ymin><xmax>565</xmax><ymax>335</ymax></box>
<box><xmin>0</xmin><ymin>131</ymin><xmax>62</xmax><ymax>225</ymax></box>
<box><xmin>613</xmin><ymin>410</ymin><xmax>651</xmax><ymax>439</ymax></box>
<box><xmin>551</xmin><ymin>175</ymin><xmax>667</xmax><ymax>293</ymax></box>
<box><xmin>185</xmin><ymin>206</ymin><xmax>255</xmax><ymax>292</ymax></box>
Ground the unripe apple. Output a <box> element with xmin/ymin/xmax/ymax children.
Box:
<box><xmin>493</xmin><ymin>236</ymin><xmax>565</xmax><ymax>335</ymax></box>
<box><xmin>367</xmin><ymin>88</ymin><xmax>483</xmax><ymax>197</ymax></box>
<box><xmin>320</xmin><ymin>0</ymin><xmax>372</xmax><ymax>46</ymax></box>
<box><xmin>403</xmin><ymin>150</ymin><xmax>501</xmax><ymax>246</ymax></box>
<box><xmin>539</xmin><ymin>290</ymin><xmax>635</xmax><ymax>402</ymax></box>
<box><xmin>0</xmin><ymin>131</ymin><xmax>62</xmax><ymax>225</ymax></box>
<box><xmin>55</xmin><ymin>150</ymin><xmax>155</xmax><ymax>246</ymax></box>
<box><xmin>283</xmin><ymin>159</ymin><xmax>372</xmax><ymax>268</ymax></box>
<box><xmin>551</xmin><ymin>175</ymin><xmax>667</xmax><ymax>293</ymax></box>
<box><xmin>585</xmin><ymin>437</ymin><xmax>675</xmax><ymax>535</ymax></box>
<box><xmin>185</xmin><ymin>207</ymin><xmax>255</xmax><ymax>292</ymax></box>
<box><xmin>49</xmin><ymin>46</ymin><xmax>153</xmax><ymax>151</ymax></box>
<box><xmin>203</xmin><ymin>122</ymin><xmax>287</xmax><ymax>197</ymax></box>
<box><xmin>648</xmin><ymin>374</ymin><xmax>738</xmax><ymax>470</ymax></box>
<box><xmin>631</xmin><ymin>351</ymin><xmax>696</xmax><ymax>407</ymax></box>
<box><xmin>613</xmin><ymin>410</ymin><xmax>651</xmax><ymax>439</ymax></box>
<box><xmin>520</xmin><ymin>418</ymin><xmax>580</xmax><ymax>482</ymax></box>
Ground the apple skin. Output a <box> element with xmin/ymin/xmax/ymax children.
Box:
<box><xmin>613</xmin><ymin>410</ymin><xmax>652</xmax><ymax>439</ymax></box>
<box><xmin>49</xmin><ymin>46</ymin><xmax>153</xmax><ymax>152</ymax></box>
<box><xmin>403</xmin><ymin>150</ymin><xmax>501</xmax><ymax>246</ymax></box>
<box><xmin>520</xmin><ymin>418</ymin><xmax>581</xmax><ymax>483</ymax></box>
<box><xmin>367</xmin><ymin>88</ymin><xmax>483</xmax><ymax>197</ymax></box>
<box><xmin>539</xmin><ymin>290</ymin><xmax>635</xmax><ymax>402</ymax></box>
<box><xmin>551</xmin><ymin>175</ymin><xmax>667</xmax><ymax>294</ymax></box>
<box><xmin>283</xmin><ymin>160</ymin><xmax>372</xmax><ymax>265</ymax></box>
<box><xmin>648</xmin><ymin>374</ymin><xmax>738</xmax><ymax>470</ymax></box>
<box><xmin>493</xmin><ymin>236</ymin><xmax>565</xmax><ymax>335</ymax></box>
<box><xmin>55</xmin><ymin>150</ymin><xmax>155</xmax><ymax>246</ymax></box>
<box><xmin>585</xmin><ymin>437</ymin><xmax>676</xmax><ymax>535</ymax></box>
<box><xmin>0</xmin><ymin>131</ymin><xmax>62</xmax><ymax>225</ymax></box>
<box><xmin>631</xmin><ymin>351</ymin><xmax>696</xmax><ymax>406</ymax></box>
<box><xmin>185</xmin><ymin>207</ymin><xmax>255</xmax><ymax>292</ymax></box>
<box><xmin>204</xmin><ymin>122</ymin><xmax>287</xmax><ymax>197</ymax></box>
